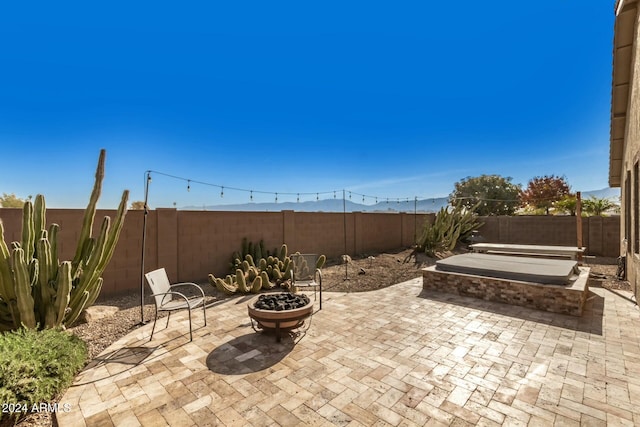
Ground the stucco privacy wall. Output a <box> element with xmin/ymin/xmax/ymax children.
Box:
<box><xmin>0</xmin><ymin>208</ymin><xmax>619</xmax><ymax>296</ymax></box>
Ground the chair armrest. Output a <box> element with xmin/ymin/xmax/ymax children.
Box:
<box><xmin>150</xmin><ymin>290</ymin><xmax>190</xmax><ymax>307</ymax></box>
<box><xmin>169</xmin><ymin>282</ymin><xmax>206</xmax><ymax>298</ymax></box>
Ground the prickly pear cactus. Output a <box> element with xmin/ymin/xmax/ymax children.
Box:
<box><xmin>316</xmin><ymin>254</ymin><xmax>326</xmax><ymax>269</ymax></box>
<box><xmin>210</xmin><ymin>239</ymin><xmax>327</xmax><ymax>296</ymax></box>
<box><xmin>0</xmin><ymin>149</ymin><xmax>129</xmax><ymax>331</ymax></box>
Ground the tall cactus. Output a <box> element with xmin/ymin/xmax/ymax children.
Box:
<box><xmin>0</xmin><ymin>149</ymin><xmax>129</xmax><ymax>330</ymax></box>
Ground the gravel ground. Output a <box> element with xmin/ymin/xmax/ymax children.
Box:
<box><xmin>12</xmin><ymin>247</ymin><xmax>632</xmax><ymax>426</ymax></box>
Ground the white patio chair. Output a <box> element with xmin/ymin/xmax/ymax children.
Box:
<box><xmin>144</xmin><ymin>268</ymin><xmax>207</xmax><ymax>341</ymax></box>
<box><xmin>290</xmin><ymin>253</ymin><xmax>323</xmax><ymax>310</ymax></box>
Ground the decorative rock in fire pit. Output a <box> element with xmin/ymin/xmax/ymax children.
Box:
<box><xmin>248</xmin><ymin>292</ymin><xmax>313</xmax><ymax>341</ymax></box>
<box><xmin>254</xmin><ymin>293</ymin><xmax>310</xmax><ymax>311</ymax></box>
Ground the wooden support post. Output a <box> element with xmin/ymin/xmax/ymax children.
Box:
<box><xmin>576</xmin><ymin>192</ymin><xmax>583</xmax><ymax>261</ymax></box>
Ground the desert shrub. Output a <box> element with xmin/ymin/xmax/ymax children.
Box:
<box><xmin>417</xmin><ymin>203</ymin><xmax>482</xmax><ymax>257</ymax></box>
<box><xmin>0</xmin><ymin>328</ymin><xmax>87</xmax><ymax>424</ymax></box>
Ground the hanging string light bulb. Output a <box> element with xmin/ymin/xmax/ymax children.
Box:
<box><xmin>316</xmin><ymin>193</ymin><xmax>319</xmax><ymax>201</ymax></box>
<box><xmin>334</xmin><ymin>191</ymin><xmax>336</xmax><ymax>199</ymax></box>
<box><xmin>375</xmin><ymin>197</ymin><xmax>378</xmax><ymax>204</ymax></box>
<box><xmin>275</xmin><ymin>192</ymin><xmax>278</xmax><ymax>203</ymax></box>
<box><xmin>250</xmin><ymin>190</ymin><xmax>253</xmax><ymax>201</ymax></box>
<box><xmin>297</xmin><ymin>193</ymin><xmax>300</xmax><ymax>203</ymax></box>
<box><xmin>220</xmin><ymin>186</ymin><xmax>224</xmax><ymax>198</ymax></box>
<box><xmin>349</xmin><ymin>191</ymin><xmax>352</xmax><ymax>200</ymax></box>
<box><xmin>187</xmin><ymin>180</ymin><xmax>191</xmax><ymax>192</ymax></box>
<box><xmin>362</xmin><ymin>195</ymin><xmax>365</xmax><ymax>203</ymax></box>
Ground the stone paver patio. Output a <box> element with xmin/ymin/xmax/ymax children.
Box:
<box><xmin>57</xmin><ymin>278</ymin><xmax>640</xmax><ymax>426</ymax></box>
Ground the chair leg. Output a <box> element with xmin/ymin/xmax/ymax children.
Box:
<box><xmin>165</xmin><ymin>311</ymin><xmax>171</xmax><ymax>329</ymax></box>
<box><xmin>187</xmin><ymin>307</ymin><xmax>193</xmax><ymax>341</ymax></box>
<box><xmin>202</xmin><ymin>304</ymin><xmax>207</xmax><ymax>326</ymax></box>
<box><xmin>149</xmin><ymin>308</ymin><xmax>159</xmax><ymax>341</ymax></box>
<box><xmin>319</xmin><ymin>284</ymin><xmax>322</xmax><ymax>310</ymax></box>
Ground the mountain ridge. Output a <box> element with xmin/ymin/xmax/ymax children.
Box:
<box><xmin>182</xmin><ymin>187</ymin><xmax>620</xmax><ymax>213</ymax></box>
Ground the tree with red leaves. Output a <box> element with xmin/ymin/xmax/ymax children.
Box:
<box><xmin>520</xmin><ymin>175</ymin><xmax>571</xmax><ymax>215</ymax></box>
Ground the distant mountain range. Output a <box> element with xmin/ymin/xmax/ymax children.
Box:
<box><xmin>185</xmin><ymin>197</ymin><xmax>450</xmax><ymax>213</ymax></box>
<box><xmin>182</xmin><ymin>187</ymin><xmax>620</xmax><ymax>213</ymax></box>
<box><xmin>581</xmin><ymin>187</ymin><xmax>620</xmax><ymax>201</ymax></box>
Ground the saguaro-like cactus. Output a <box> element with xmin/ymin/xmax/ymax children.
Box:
<box><xmin>0</xmin><ymin>149</ymin><xmax>129</xmax><ymax>330</ymax></box>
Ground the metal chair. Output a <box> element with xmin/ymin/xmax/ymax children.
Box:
<box><xmin>290</xmin><ymin>253</ymin><xmax>323</xmax><ymax>310</ymax></box>
<box><xmin>144</xmin><ymin>268</ymin><xmax>207</xmax><ymax>341</ymax></box>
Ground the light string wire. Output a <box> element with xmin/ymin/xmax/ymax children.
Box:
<box><xmin>143</xmin><ymin>169</ymin><xmax>577</xmax><ymax>206</ymax></box>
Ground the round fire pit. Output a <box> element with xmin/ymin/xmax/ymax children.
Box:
<box><xmin>248</xmin><ymin>293</ymin><xmax>313</xmax><ymax>341</ymax></box>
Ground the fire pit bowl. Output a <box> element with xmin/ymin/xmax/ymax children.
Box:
<box><xmin>248</xmin><ymin>293</ymin><xmax>313</xmax><ymax>341</ymax></box>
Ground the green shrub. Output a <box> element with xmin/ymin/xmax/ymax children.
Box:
<box><xmin>0</xmin><ymin>328</ymin><xmax>87</xmax><ymax>423</ymax></box>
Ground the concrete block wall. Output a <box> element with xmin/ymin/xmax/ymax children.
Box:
<box><xmin>477</xmin><ymin>215</ymin><xmax>620</xmax><ymax>257</ymax></box>
<box><xmin>0</xmin><ymin>208</ymin><xmax>621</xmax><ymax>297</ymax></box>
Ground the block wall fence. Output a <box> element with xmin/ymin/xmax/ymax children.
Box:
<box><xmin>0</xmin><ymin>209</ymin><xmax>620</xmax><ymax>297</ymax></box>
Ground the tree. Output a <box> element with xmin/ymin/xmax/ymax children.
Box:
<box><xmin>554</xmin><ymin>195</ymin><xmax>577</xmax><ymax>216</ymax></box>
<box><xmin>520</xmin><ymin>175</ymin><xmax>571</xmax><ymax>215</ymax></box>
<box><xmin>130</xmin><ymin>201</ymin><xmax>146</xmax><ymax>210</ymax></box>
<box><xmin>582</xmin><ymin>196</ymin><xmax>618</xmax><ymax>216</ymax></box>
<box><xmin>0</xmin><ymin>193</ymin><xmax>29</xmax><ymax>208</ymax></box>
<box><xmin>449</xmin><ymin>175</ymin><xmax>521</xmax><ymax>216</ymax></box>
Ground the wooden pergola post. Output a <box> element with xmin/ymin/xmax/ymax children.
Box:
<box><xmin>576</xmin><ymin>192</ymin><xmax>583</xmax><ymax>261</ymax></box>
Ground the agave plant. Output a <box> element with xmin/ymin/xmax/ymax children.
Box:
<box><xmin>417</xmin><ymin>202</ymin><xmax>482</xmax><ymax>257</ymax></box>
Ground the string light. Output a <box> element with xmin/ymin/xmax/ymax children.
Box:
<box><xmin>145</xmin><ymin>169</ymin><xmax>520</xmax><ymax>211</ymax></box>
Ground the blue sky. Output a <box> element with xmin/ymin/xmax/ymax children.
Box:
<box><xmin>0</xmin><ymin>1</ymin><xmax>617</xmax><ymax>209</ymax></box>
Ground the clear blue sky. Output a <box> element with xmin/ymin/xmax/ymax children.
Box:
<box><xmin>0</xmin><ymin>1</ymin><xmax>617</xmax><ymax>209</ymax></box>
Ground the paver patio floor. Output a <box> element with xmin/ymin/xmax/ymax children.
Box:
<box><xmin>57</xmin><ymin>278</ymin><xmax>640</xmax><ymax>426</ymax></box>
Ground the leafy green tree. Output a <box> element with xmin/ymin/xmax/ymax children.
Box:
<box><xmin>0</xmin><ymin>193</ymin><xmax>28</xmax><ymax>208</ymax></box>
<box><xmin>554</xmin><ymin>194</ymin><xmax>577</xmax><ymax>216</ymax></box>
<box><xmin>582</xmin><ymin>196</ymin><xmax>619</xmax><ymax>216</ymax></box>
<box><xmin>520</xmin><ymin>175</ymin><xmax>571</xmax><ymax>215</ymax></box>
<box><xmin>449</xmin><ymin>175</ymin><xmax>521</xmax><ymax>216</ymax></box>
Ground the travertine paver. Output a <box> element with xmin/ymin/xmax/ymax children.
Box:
<box><xmin>57</xmin><ymin>278</ymin><xmax>640</xmax><ymax>426</ymax></box>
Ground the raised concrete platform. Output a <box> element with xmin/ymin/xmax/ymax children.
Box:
<box><xmin>423</xmin><ymin>257</ymin><xmax>590</xmax><ymax>316</ymax></box>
